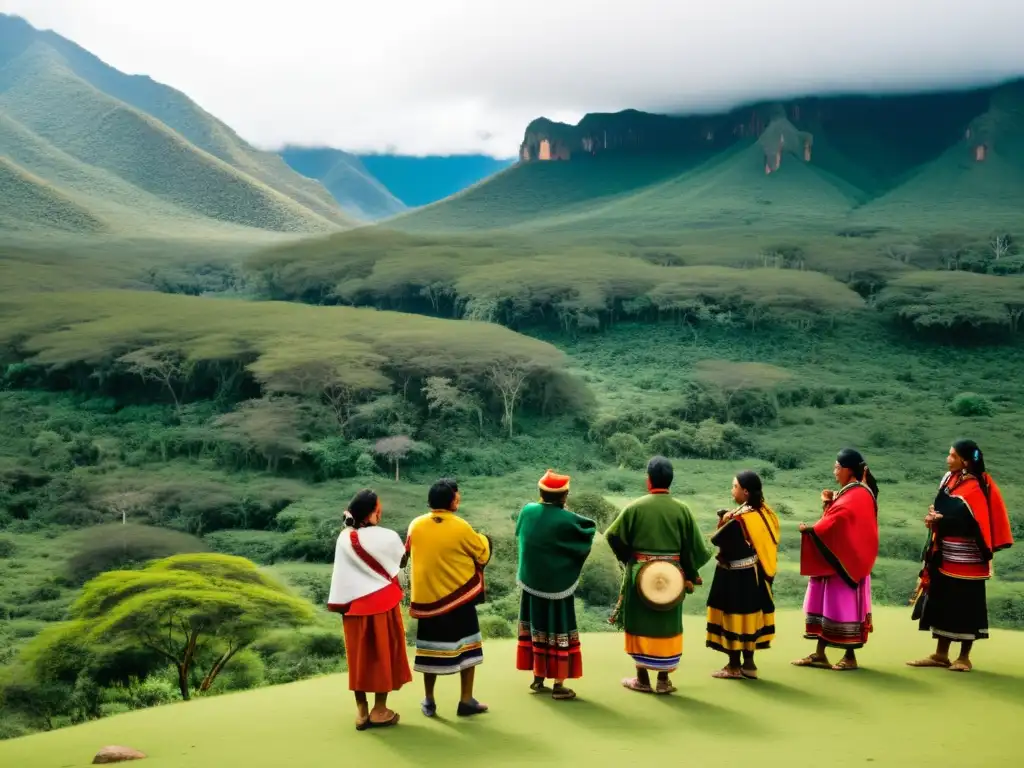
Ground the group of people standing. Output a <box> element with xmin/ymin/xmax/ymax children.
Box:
<box><xmin>326</xmin><ymin>439</ymin><xmax>1013</xmax><ymax>730</ymax></box>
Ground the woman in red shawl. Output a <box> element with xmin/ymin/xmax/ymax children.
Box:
<box><xmin>907</xmin><ymin>440</ymin><xmax>1014</xmax><ymax>672</ymax></box>
<box><xmin>792</xmin><ymin>448</ymin><xmax>879</xmax><ymax>672</ymax></box>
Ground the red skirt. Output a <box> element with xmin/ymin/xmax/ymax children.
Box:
<box><xmin>516</xmin><ymin>592</ymin><xmax>583</xmax><ymax>680</ymax></box>
<box><xmin>342</xmin><ymin>605</ymin><xmax>413</xmax><ymax>693</ymax></box>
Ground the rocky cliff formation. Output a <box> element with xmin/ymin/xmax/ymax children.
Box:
<box><xmin>965</xmin><ymin>81</ymin><xmax>1024</xmax><ymax>163</ymax></box>
<box><xmin>516</xmin><ymin>81</ymin><xmax>1019</xmax><ymax>186</ymax></box>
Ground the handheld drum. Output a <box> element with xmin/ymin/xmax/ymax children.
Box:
<box><xmin>635</xmin><ymin>560</ymin><xmax>686</xmax><ymax>611</ymax></box>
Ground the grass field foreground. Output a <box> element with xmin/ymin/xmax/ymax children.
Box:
<box><xmin>0</xmin><ymin>608</ymin><xmax>1021</xmax><ymax>767</ymax></box>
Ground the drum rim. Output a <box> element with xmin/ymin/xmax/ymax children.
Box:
<box><xmin>635</xmin><ymin>560</ymin><xmax>685</xmax><ymax>611</ymax></box>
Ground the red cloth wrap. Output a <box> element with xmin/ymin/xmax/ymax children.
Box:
<box><xmin>800</xmin><ymin>483</ymin><xmax>879</xmax><ymax>589</ymax></box>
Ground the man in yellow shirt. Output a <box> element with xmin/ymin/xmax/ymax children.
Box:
<box><xmin>406</xmin><ymin>478</ymin><xmax>491</xmax><ymax>718</ymax></box>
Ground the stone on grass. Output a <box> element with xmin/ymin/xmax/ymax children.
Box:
<box><xmin>92</xmin><ymin>746</ymin><xmax>147</xmax><ymax>764</ymax></box>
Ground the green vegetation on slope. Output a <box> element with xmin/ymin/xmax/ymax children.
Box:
<box><xmin>0</xmin><ymin>14</ymin><xmax>353</xmax><ymax>235</ymax></box>
<box><xmin>2</xmin><ymin>609</ymin><xmax>1023</xmax><ymax>768</ymax></box>
<box><xmin>391</xmin><ymin>151</ymin><xmax>714</xmax><ymax>232</ymax></box>
<box><xmin>0</xmin><ymin>289</ymin><xmax>576</xmax><ymax>397</ymax></box>
<box><xmin>246</xmin><ymin>226</ymin><xmax>1024</xmax><ymax>341</ymax></box>
<box><xmin>0</xmin><ymin>157</ymin><xmax>106</xmax><ymax>234</ymax></box>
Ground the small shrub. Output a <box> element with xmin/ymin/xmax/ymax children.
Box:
<box><xmin>989</xmin><ymin>586</ymin><xmax>1024</xmax><ymax>628</ymax></box>
<box><xmin>949</xmin><ymin>392</ymin><xmax>995</xmax><ymax>417</ymax></box>
<box><xmin>774</xmin><ymin>502</ymin><xmax>794</xmax><ymax>517</ymax></box>
<box><xmin>273</xmin><ymin>565</ymin><xmax>331</xmax><ymax>605</ymax></box>
<box><xmin>566</xmin><ymin>492</ymin><xmax>618</xmax><ymax>529</ymax></box>
<box><xmin>30</xmin><ymin>431</ymin><xmax>72</xmax><ymax>471</ymax></box>
<box><xmin>104</xmin><ymin>676</ymin><xmax>179</xmax><ymax>711</ymax></box>
<box><xmin>478</xmin><ymin>615</ymin><xmax>515</xmax><ymax>639</ymax></box>
<box><xmin>0</xmin><ymin>536</ymin><xmax>15</xmax><ymax>558</ymax></box>
<box><xmin>605</xmin><ymin>478</ymin><xmax>626</xmax><ymax>493</ymax></box>
<box><xmin>0</xmin><ymin>711</ymin><xmax>31</xmax><ymax>740</ymax></box>
<box><xmin>692</xmin><ymin>420</ymin><xmax>749</xmax><ymax>460</ymax></box>
<box><xmin>303</xmin><ymin>629</ymin><xmax>344</xmax><ymax>658</ymax></box>
<box><xmin>995</xmin><ymin>547</ymin><xmax>1024</xmax><ymax>582</ymax></box>
<box><xmin>27</xmin><ymin>584</ymin><xmax>61</xmax><ymax>602</ymax></box>
<box><xmin>648</xmin><ymin>427</ymin><xmax>696</xmax><ymax>458</ymax></box>
<box><xmin>758</xmin><ymin>447</ymin><xmax>806</xmax><ymax>470</ymax></box>
<box><xmin>877</xmin><ymin>528</ymin><xmax>926</xmax><ymax>562</ymax></box>
<box><xmin>729</xmin><ymin>390</ymin><xmax>779</xmax><ymax>426</ymax></box>
<box><xmin>214</xmin><ymin>650</ymin><xmax>266</xmax><ymax>692</ymax></box>
<box><xmin>868</xmin><ymin>428</ymin><xmax>894</xmax><ymax>448</ymax></box>
<box><xmin>604</xmin><ymin>433</ymin><xmax>646</xmax><ymax>469</ymax></box>
<box><xmin>577</xmin><ymin>538</ymin><xmax>622</xmax><ymax>606</ymax></box>
<box><xmin>354</xmin><ymin>453</ymin><xmax>378</xmax><ymax>476</ymax></box>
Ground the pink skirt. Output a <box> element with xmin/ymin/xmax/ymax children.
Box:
<box><xmin>803</xmin><ymin>575</ymin><xmax>873</xmax><ymax>649</ymax></box>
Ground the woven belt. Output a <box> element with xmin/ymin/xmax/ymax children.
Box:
<box><xmin>635</xmin><ymin>553</ymin><xmax>680</xmax><ymax>563</ymax></box>
<box><xmin>720</xmin><ymin>555</ymin><xmax>758</xmax><ymax>569</ymax></box>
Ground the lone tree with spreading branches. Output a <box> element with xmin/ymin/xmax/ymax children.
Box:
<box><xmin>30</xmin><ymin>554</ymin><xmax>313</xmax><ymax>701</ymax></box>
<box><xmin>990</xmin><ymin>234</ymin><xmax>1013</xmax><ymax>261</ymax></box>
<box><xmin>487</xmin><ymin>357</ymin><xmax>533</xmax><ymax>438</ymax></box>
<box><xmin>372</xmin><ymin>436</ymin><xmax>432</xmax><ymax>481</ymax></box>
<box><xmin>119</xmin><ymin>346</ymin><xmax>193</xmax><ymax>414</ymax></box>
<box><xmin>423</xmin><ymin>376</ymin><xmax>484</xmax><ymax>435</ymax></box>
<box><xmin>212</xmin><ymin>397</ymin><xmax>306</xmax><ymax>472</ymax></box>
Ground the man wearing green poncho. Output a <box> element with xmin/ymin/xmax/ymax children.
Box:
<box><xmin>515</xmin><ymin>470</ymin><xmax>597</xmax><ymax>701</ymax></box>
<box><xmin>606</xmin><ymin>456</ymin><xmax>713</xmax><ymax>694</ymax></box>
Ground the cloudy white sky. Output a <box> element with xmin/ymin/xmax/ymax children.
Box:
<box><xmin>4</xmin><ymin>0</ymin><xmax>1024</xmax><ymax>157</ymax></box>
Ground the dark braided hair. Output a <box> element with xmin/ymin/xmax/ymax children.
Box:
<box><xmin>344</xmin><ymin>489</ymin><xmax>379</xmax><ymax>528</ymax></box>
<box><xmin>735</xmin><ymin>470</ymin><xmax>765</xmax><ymax>509</ymax></box>
<box><xmin>837</xmin><ymin>448</ymin><xmax>880</xmax><ymax>499</ymax></box>
<box><xmin>952</xmin><ymin>439</ymin><xmax>990</xmax><ymax>499</ymax></box>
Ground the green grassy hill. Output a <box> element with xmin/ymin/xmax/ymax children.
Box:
<box><xmin>279</xmin><ymin>147</ymin><xmax>406</xmax><ymax>221</ymax></box>
<box><xmin>0</xmin><ymin>156</ymin><xmax>107</xmax><ymax>234</ymax></box>
<box><xmin>2</xmin><ymin>608</ymin><xmax>1021</xmax><ymax>768</ymax></box>
<box><xmin>389</xmin><ymin>139</ymin><xmax>866</xmax><ymax>236</ymax></box>
<box><xmin>533</xmin><ymin>139</ymin><xmax>862</xmax><ymax>236</ymax></box>
<box><xmin>391</xmin><ymin>151</ymin><xmax>714</xmax><ymax>232</ymax></box>
<box><xmin>0</xmin><ymin>14</ymin><xmax>355</xmax><ymax>235</ymax></box>
<box><xmin>854</xmin><ymin>84</ymin><xmax>1024</xmax><ymax>230</ymax></box>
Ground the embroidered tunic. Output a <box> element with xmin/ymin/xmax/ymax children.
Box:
<box><xmin>605</xmin><ymin>492</ymin><xmax>713</xmax><ymax>671</ymax></box>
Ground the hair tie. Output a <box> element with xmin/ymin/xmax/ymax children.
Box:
<box><xmin>974</xmin><ymin>449</ymin><xmax>980</xmax><ymax>461</ymax></box>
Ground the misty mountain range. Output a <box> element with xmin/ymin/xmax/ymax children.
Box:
<box><xmin>0</xmin><ymin>11</ymin><xmax>1021</xmax><ymax>238</ymax></box>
